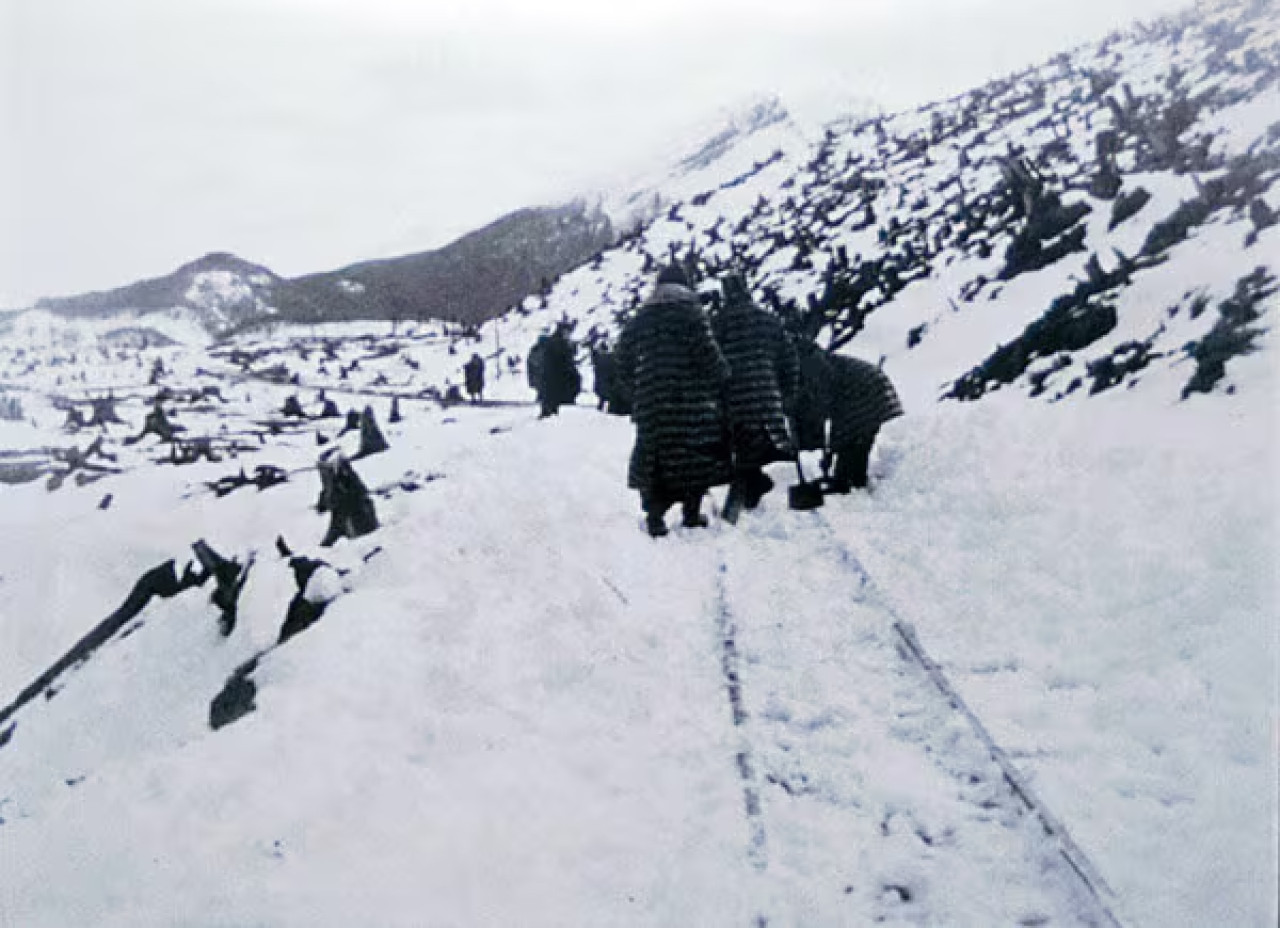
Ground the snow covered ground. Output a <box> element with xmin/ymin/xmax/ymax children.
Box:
<box><xmin>0</xmin><ymin>352</ymin><xmax>1274</xmax><ymax>926</ymax></box>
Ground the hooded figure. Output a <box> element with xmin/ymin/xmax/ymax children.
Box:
<box><xmin>711</xmin><ymin>272</ymin><xmax>799</xmax><ymax>510</ymax></box>
<box><xmin>615</xmin><ymin>265</ymin><xmax>730</xmax><ymax>536</ymax></box>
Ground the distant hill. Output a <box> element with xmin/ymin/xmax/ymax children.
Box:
<box><xmin>290</xmin><ymin>203</ymin><xmax>613</xmax><ymax>327</ymax></box>
<box><xmin>23</xmin><ymin>203</ymin><xmax>614</xmax><ymax>340</ymax></box>
<box><xmin>33</xmin><ymin>253</ymin><xmax>288</xmax><ymax>339</ymax></box>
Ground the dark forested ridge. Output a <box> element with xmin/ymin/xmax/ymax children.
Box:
<box><xmin>290</xmin><ymin>204</ymin><xmax>613</xmax><ymax>327</ymax></box>
<box><xmin>26</xmin><ymin>203</ymin><xmax>613</xmax><ymax>337</ymax></box>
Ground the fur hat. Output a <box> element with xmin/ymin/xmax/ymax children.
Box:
<box><xmin>721</xmin><ymin>273</ymin><xmax>751</xmax><ymax>305</ymax></box>
<box><xmin>656</xmin><ymin>264</ymin><xmax>691</xmax><ymax>287</ymax></box>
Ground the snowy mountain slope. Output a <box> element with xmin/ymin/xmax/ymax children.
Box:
<box><xmin>289</xmin><ymin>203</ymin><xmax>614</xmax><ymax>328</ymax></box>
<box><xmin>0</xmin><ymin>1</ymin><xmax>1276</xmax><ymax>926</ymax></box>
<box><xmin>484</xmin><ymin>0</ymin><xmax>1279</xmax><ymax>414</ymax></box>
<box><xmin>594</xmin><ymin>96</ymin><xmax>820</xmax><ymax>236</ymax></box>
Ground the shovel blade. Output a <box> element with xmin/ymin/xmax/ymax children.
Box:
<box><xmin>788</xmin><ymin>482</ymin><xmax>824</xmax><ymax>510</ymax></box>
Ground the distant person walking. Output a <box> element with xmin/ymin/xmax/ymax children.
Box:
<box><xmin>615</xmin><ymin>265</ymin><xmax>730</xmax><ymax>536</ymax></box>
<box><xmin>464</xmin><ymin>353</ymin><xmax>485</xmax><ymax>402</ymax></box>
<box><xmin>590</xmin><ymin>342</ymin><xmax>627</xmax><ymax>414</ymax></box>
<box><xmin>532</xmin><ymin>325</ymin><xmax>581</xmax><ymax>417</ymax></box>
<box><xmin>711</xmin><ymin>272</ymin><xmax>798</xmax><ymax>512</ymax></box>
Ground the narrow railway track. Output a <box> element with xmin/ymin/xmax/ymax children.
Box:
<box><xmin>707</xmin><ymin>505</ymin><xmax>1127</xmax><ymax>927</ymax></box>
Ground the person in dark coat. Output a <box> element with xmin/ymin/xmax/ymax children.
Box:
<box><xmin>535</xmin><ymin>326</ymin><xmax>581</xmax><ymax>417</ymax></box>
<box><xmin>615</xmin><ymin>265</ymin><xmax>731</xmax><ymax>536</ymax></box>
<box><xmin>712</xmin><ymin>273</ymin><xmax>799</xmax><ymax>510</ymax></box>
<box><xmin>826</xmin><ymin>354</ymin><xmax>902</xmax><ymax>492</ymax></box>
<box><xmin>464</xmin><ymin>353</ymin><xmax>485</xmax><ymax>402</ymax></box>
<box><xmin>790</xmin><ymin>339</ymin><xmax>832</xmax><ymax>455</ymax></box>
<box><xmin>590</xmin><ymin>342</ymin><xmax>620</xmax><ymax>413</ymax></box>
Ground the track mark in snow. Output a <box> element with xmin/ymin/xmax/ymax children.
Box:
<box><xmin>711</xmin><ymin>505</ymin><xmax>1120</xmax><ymax>926</ymax></box>
<box><xmin>713</xmin><ymin>562</ymin><xmax>769</xmax><ymax>875</ymax></box>
<box><xmin>892</xmin><ymin>619</ymin><xmax>1127</xmax><ymax>928</ymax></box>
<box><xmin>822</xmin><ymin>517</ymin><xmax>1127</xmax><ymax>926</ymax></box>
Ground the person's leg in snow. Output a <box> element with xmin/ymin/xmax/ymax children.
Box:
<box><xmin>642</xmin><ymin>490</ymin><xmax>672</xmax><ymax>537</ymax></box>
<box><xmin>830</xmin><ymin>430</ymin><xmax>876</xmax><ymax>493</ymax></box>
<box><xmin>742</xmin><ymin>468</ymin><xmax>775</xmax><ymax>509</ymax></box>
<box><xmin>681</xmin><ymin>492</ymin><xmax>709</xmax><ymax>528</ymax></box>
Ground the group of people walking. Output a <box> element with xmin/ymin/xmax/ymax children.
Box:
<box><xmin>511</xmin><ymin>263</ymin><xmax>902</xmax><ymax>537</ymax></box>
<box><xmin>614</xmin><ymin>264</ymin><xmax>902</xmax><ymax>537</ymax></box>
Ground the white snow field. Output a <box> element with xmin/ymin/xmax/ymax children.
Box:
<box><xmin>0</xmin><ymin>358</ymin><xmax>1274</xmax><ymax>926</ymax></box>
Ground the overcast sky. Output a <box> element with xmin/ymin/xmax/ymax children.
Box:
<box><xmin>0</xmin><ymin>0</ymin><xmax>1194</xmax><ymax>308</ymax></box>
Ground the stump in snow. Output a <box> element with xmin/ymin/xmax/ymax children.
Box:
<box><xmin>389</xmin><ymin>396</ymin><xmax>402</xmax><ymax>423</ymax></box>
<box><xmin>88</xmin><ymin>394</ymin><xmax>123</xmax><ymax>427</ymax></box>
<box><xmin>316</xmin><ymin>455</ymin><xmax>379</xmax><ymax>547</ymax></box>
<box><xmin>63</xmin><ymin>406</ymin><xmax>86</xmax><ymax>432</ymax></box>
<box><xmin>355</xmin><ymin>405</ymin><xmax>389</xmax><ymax>458</ymax></box>
<box><xmin>1088</xmin><ymin>130</ymin><xmax>1123</xmax><ymax>201</ymax></box>
<box><xmin>209</xmin><ymin>658</ymin><xmax>258</xmax><ymax>730</ymax></box>
<box><xmin>281</xmin><ymin>395</ymin><xmax>306</xmax><ymax>419</ymax></box>
<box><xmin>278</xmin><ymin>555</ymin><xmax>336</xmax><ymax>644</ymax></box>
<box><xmin>192</xmin><ymin>540</ymin><xmax>252</xmax><ymax>636</ymax></box>
<box><xmin>125</xmin><ymin>402</ymin><xmax>179</xmax><ymax>445</ymax></box>
<box><xmin>1245</xmin><ymin>198</ymin><xmax>1276</xmax><ymax>247</ymax></box>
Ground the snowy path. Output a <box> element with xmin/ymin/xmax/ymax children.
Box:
<box><xmin>703</xmin><ymin>501</ymin><xmax>1111</xmax><ymax>926</ymax></box>
<box><xmin>0</xmin><ymin>401</ymin><xmax>1244</xmax><ymax>926</ymax></box>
